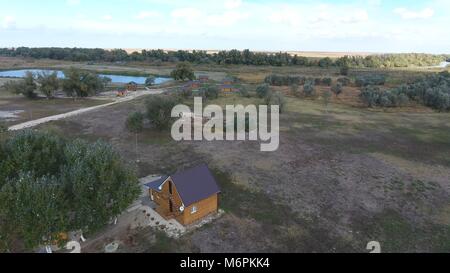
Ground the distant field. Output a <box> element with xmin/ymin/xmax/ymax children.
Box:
<box><xmin>120</xmin><ymin>48</ymin><xmax>375</xmax><ymax>58</ymax></box>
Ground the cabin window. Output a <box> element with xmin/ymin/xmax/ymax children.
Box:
<box><xmin>191</xmin><ymin>206</ymin><xmax>198</xmax><ymax>214</ymax></box>
<box><xmin>169</xmin><ymin>182</ymin><xmax>173</xmax><ymax>195</ymax></box>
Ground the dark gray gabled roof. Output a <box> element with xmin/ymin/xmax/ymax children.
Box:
<box><xmin>144</xmin><ymin>165</ymin><xmax>221</xmax><ymax>207</ymax></box>
<box><xmin>171</xmin><ymin>164</ymin><xmax>221</xmax><ymax>207</ymax></box>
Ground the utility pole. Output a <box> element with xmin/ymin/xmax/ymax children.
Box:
<box><xmin>135</xmin><ymin>131</ymin><xmax>140</xmax><ymax>163</ymax></box>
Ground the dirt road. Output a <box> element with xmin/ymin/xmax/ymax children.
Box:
<box><xmin>7</xmin><ymin>89</ymin><xmax>164</xmax><ymax>131</ymax></box>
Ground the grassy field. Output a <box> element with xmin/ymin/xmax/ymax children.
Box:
<box><xmin>1</xmin><ymin>56</ymin><xmax>449</xmax><ymax>252</ymax></box>
<box><xmin>35</xmin><ymin>88</ymin><xmax>450</xmax><ymax>253</ymax></box>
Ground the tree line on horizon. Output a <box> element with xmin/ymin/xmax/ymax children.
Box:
<box><xmin>0</xmin><ymin>47</ymin><xmax>448</xmax><ymax>68</ymax></box>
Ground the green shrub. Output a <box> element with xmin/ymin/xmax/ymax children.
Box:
<box><xmin>291</xmin><ymin>83</ymin><xmax>300</xmax><ymax>97</ymax></box>
<box><xmin>256</xmin><ymin>83</ymin><xmax>270</xmax><ymax>98</ymax></box>
<box><xmin>337</xmin><ymin>77</ymin><xmax>351</xmax><ymax>86</ymax></box>
<box><xmin>146</xmin><ymin>95</ymin><xmax>180</xmax><ymax>130</ymax></box>
<box><xmin>145</xmin><ymin>76</ymin><xmax>156</xmax><ymax>86</ymax></box>
<box><xmin>360</xmin><ymin>86</ymin><xmax>382</xmax><ymax>107</ymax></box>
<box><xmin>331</xmin><ymin>83</ymin><xmax>343</xmax><ymax>97</ymax></box>
<box><xmin>126</xmin><ymin>111</ymin><xmax>144</xmax><ymax>133</ymax></box>
<box><xmin>3</xmin><ymin>72</ymin><xmax>38</xmax><ymax>99</ymax></box>
<box><xmin>303</xmin><ymin>80</ymin><xmax>316</xmax><ymax>97</ymax></box>
<box><xmin>340</xmin><ymin>65</ymin><xmax>350</xmax><ymax>76</ymax></box>
<box><xmin>322</xmin><ymin>78</ymin><xmax>332</xmax><ymax>86</ymax></box>
<box><xmin>265</xmin><ymin>92</ymin><xmax>286</xmax><ymax>113</ymax></box>
<box><xmin>202</xmin><ymin>85</ymin><xmax>219</xmax><ymax>100</ymax></box>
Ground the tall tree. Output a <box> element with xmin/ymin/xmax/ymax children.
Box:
<box><xmin>170</xmin><ymin>62</ymin><xmax>195</xmax><ymax>81</ymax></box>
<box><xmin>0</xmin><ymin>131</ymin><xmax>140</xmax><ymax>251</ymax></box>
<box><xmin>62</xmin><ymin>68</ymin><xmax>105</xmax><ymax>98</ymax></box>
<box><xmin>146</xmin><ymin>95</ymin><xmax>180</xmax><ymax>130</ymax></box>
<box><xmin>37</xmin><ymin>71</ymin><xmax>59</xmax><ymax>99</ymax></box>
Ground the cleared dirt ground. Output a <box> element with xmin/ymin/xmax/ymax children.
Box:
<box><xmin>0</xmin><ymin>95</ymin><xmax>112</xmax><ymax>127</ymax></box>
<box><xmin>36</xmin><ymin>91</ymin><xmax>450</xmax><ymax>253</ymax></box>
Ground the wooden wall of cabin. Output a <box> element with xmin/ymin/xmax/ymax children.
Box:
<box><xmin>181</xmin><ymin>194</ymin><xmax>219</xmax><ymax>226</ymax></box>
<box><xmin>150</xmin><ymin>179</ymin><xmax>184</xmax><ymax>220</ymax></box>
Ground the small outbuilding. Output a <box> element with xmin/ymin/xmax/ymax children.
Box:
<box><xmin>198</xmin><ymin>75</ymin><xmax>209</xmax><ymax>83</ymax></box>
<box><xmin>116</xmin><ymin>86</ymin><xmax>128</xmax><ymax>97</ymax></box>
<box><xmin>144</xmin><ymin>164</ymin><xmax>221</xmax><ymax>226</ymax></box>
<box><xmin>221</xmin><ymin>84</ymin><xmax>234</xmax><ymax>93</ymax></box>
<box><xmin>190</xmin><ymin>80</ymin><xmax>201</xmax><ymax>89</ymax></box>
<box><xmin>126</xmin><ymin>81</ymin><xmax>138</xmax><ymax>91</ymax></box>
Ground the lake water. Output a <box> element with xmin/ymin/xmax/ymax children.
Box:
<box><xmin>0</xmin><ymin>69</ymin><xmax>171</xmax><ymax>85</ymax></box>
<box><xmin>435</xmin><ymin>61</ymin><xmax>450</xmax><ymax>68</ymax></box>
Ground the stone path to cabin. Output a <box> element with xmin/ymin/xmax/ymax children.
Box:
<box><xmin>7</xmin><ymin>89</ymin><xmax>165</xmax><ymax>131</ymax></box>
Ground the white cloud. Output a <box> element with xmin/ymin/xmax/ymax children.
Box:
<box><xmin>394</xmin><ymin>7</ymin><xmax>434</xmax><ymax>20</ymax></box>
<box><xmin>171</xmin><ymin>8</ymin><xmax>202</xmax><ymax>23</ymax></box>
<box><xmin>102</xmin><ymin>15</ymin><xmax>113</xmax><ymax>21</ymax></box>
<box><xmin>207</xmin><ymin>11</ymin><xmax>249</xmax><ymax>27</ymax></box>
<box><xmin>224</xmin><ymin>0</ymin><xmax>242</xmax><ymax>9</ymax></box>
<box><xmin>136</xmin><ymin>11</ymin><xmax>161</xmax><ymax>20</ymax></box>
<box><xmin>341</xmin><ymin>10</ymin><xmax>369</xmax><ymax>23</ymax></box>
<box><xmin>2</xmin><ymin>16</ymin><xmax>16</xmax><ymax>29</ymax></box>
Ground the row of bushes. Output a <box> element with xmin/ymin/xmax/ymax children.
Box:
<box><xmin>338</xmin><ymin>54</ymin><xmax>446</xmax><ymax>68</ymax></box>
<box><xmin>355</xmin><ymin>74</ymin><xmax>387</xmax><ymax>87</ymax></box>
<box><xmin>264</xmin><ymin>74</ymin><xmax>345</xmax><ymax>87</ymax></box>
<box><xmin>360</xmin><ymin>86</ymin><xmax>409</xmax><ymax>108</ymax></box>
<box><xmin>360</xmin><ymin>72</ymin><xmax>450</xmax><ymax>111</ymax></box>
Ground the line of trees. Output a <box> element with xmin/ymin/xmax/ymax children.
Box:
<box><xmin>360</xmin><ymin>71</ymin><xmax>450</xmax><ymax>111</ymax></box>
<box><xmin>0</xmin><ymin>47</ymin><xmax>446</xmax><ymax>68</ymax></box>
<box><xmin>338</xmin><ymin>54</ymin><xmax>447</xmax><ymax>68</ymax></box>
<box><xmin>1</xmin><ymin>68</ymin><xmax>108</xmax><ymax>99</ymax></box>
<box><xmin>264</xmin><ymin>74</ymin><xmax>333</xmax><ymax>87</ymax></box>
<box><xmin>0</xmin><ymin>131</ymin><xmax>140</xmax><ymax>251</ymax></box>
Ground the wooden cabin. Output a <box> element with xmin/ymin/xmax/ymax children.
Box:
<box><xmin>145</xmin><ymin>164</ymin><xmax>221</xmax><ymax>226</ymax></box>
<box><xmin>126</xmin><ymin>81</ymin><xmax>138</xmax><ymax>91</ymax></box>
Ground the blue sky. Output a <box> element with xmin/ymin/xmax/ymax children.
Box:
<box><xmin>1</xmin><ymin>0</ymin><xmax>449</xmax><ymax>53</ymax></box>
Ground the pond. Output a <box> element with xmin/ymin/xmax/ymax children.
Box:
<box><xmin>434</xmin><ymin>61</ymin><xmax>450</xmax><ymax>68</ymax></box>
<box><xmin>0</xmin><ymin>69</ymin><xmax>171</xmax><ymax>85</ymax></box>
